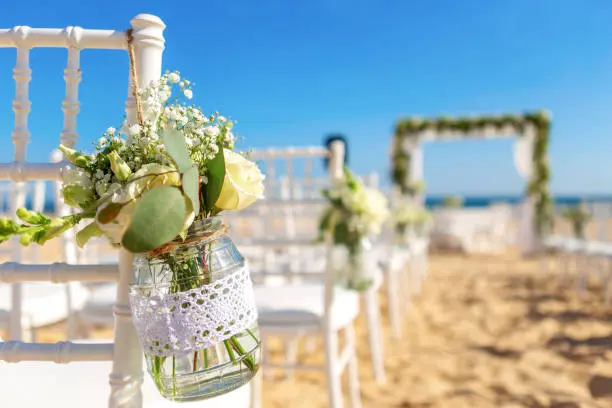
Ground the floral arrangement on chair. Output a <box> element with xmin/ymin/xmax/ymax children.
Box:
<box><xmin>562</xmin><ymin>204</ymin><xmax>591</xmax><ymax>239</ymax></box>
<box><xmin>392</xmin><ymin>203</ymin><xmax>432</xmax><ymax>241</ymax></box>
<box><xmin>319</xmin><ymin>168</ymin><xmax>389</xmax><ymax>291</ymax></box>
<box><xmin>0</xmin><ymin>71</ymin><xmax>265</xmax><ymax>401</ymax></box>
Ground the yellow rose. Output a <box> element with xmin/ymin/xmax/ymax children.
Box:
<box><xmin>215</xmin><ymin>149</ymin><xmax>265</xmax><ymax>211</ymax></box>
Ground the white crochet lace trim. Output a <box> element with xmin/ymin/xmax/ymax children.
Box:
<box><xmin>129</xmin><ymin>266</ymin><xmax>257</xmax><ymax>357</ymax></box>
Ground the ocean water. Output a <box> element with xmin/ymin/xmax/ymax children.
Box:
<box><xmin>425</xmin><ymin>195</ymin><xmax>612</xmax><ymax>209</ymax></box>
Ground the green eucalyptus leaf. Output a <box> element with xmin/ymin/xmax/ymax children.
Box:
<box><xmin>121</xmin><ymin>186</ymin><xmax>187</xmax><ymax>253</ymax></box>
<box><xmin>204</xmin><ymin>146</ymin><xmax>226</xmax><ymax>213</ymax></box>
<box><xmin>182</xmin><ymin>166</ymin><xmax>200</xmax><ymax>213</ymax></box>
<box><xmin>160</xmin><ymin>128</ymin><xmax>192</xmax><ymax>173</ymax></box>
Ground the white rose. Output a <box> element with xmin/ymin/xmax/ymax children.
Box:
<box><xmin>203</xmin><ymin>126</ymin><xmax>220</xmax><ymax>137</ymax></box>
<box><xmin>215</xmin><ymin>149</ymin><xmax>265</xmax><ymax>211</ymax></box>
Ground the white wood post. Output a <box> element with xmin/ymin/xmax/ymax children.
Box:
<box><xmin>108</xmin><ymin>14</ymin><xmax>165</xmax><ymax>408</ymax></box>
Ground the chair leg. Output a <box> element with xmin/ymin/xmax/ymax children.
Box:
<box><xmin>261</xmin><ymin>335</ymin><xmax>273</xmax><ymax>380</ymax></box>
<box><xmin>344</xmin><ymin>324</ymin><xmax>362</xmax><ymax>408</ymax></box>
<box><xmin>250</xmin><ymin>369</ymin><xmax>263</xmax><ymax>408</ymax></box>
<box><xmin>421</xmin><ymin>250</ymin><xmax>429</xmax><ymax>279</ymax></box>
<box><xmin>364</xmin><ymin>288</ymin><xmax>386</xmax><ymax>384</ymax></box>
<box><xmin>284</xmin><ymin>337</ymin><xmax>299</xmax><ymax>380</ymax></box>
<box><xmin>386</xmin><ymin>266</ymin><xmax>402</xmax><ymax>339</ymax></box>
<box><xmin>558</xmin><ymin>253</ymin><xmax>571</xmax><ymax>289</ymax></box>
<box><xmin>323</xmin><ymin>329</ymin><xmax>343</xmax><ymax>408</ymax></box>
<box><xmin>577</xmin><ymin>255</ymin><xmax>587</xmax><ymax>301</ymax></box>
<box><xmin>411</xmin><ymin>256</ymin><xmax>422</xmax><ymax>295</ymax></box>
<box><xmin>304</xmin><ymin>335</ymin><xmax>318</xmax><ymax>352</ymax></box>
<box><xmin>401</xmin><ymin>263</ymin><xmax>411</xmax><ymax>314</ymax></box>
<box><xmin>605</xmin><ymin>272</ymin><xmax>612</xmax><ymax>308</ymax></box>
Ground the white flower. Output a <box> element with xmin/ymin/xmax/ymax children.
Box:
<box><xmin>98</xmin><ymin>137</ymin><xmax>107</xmax><ymax>146</ymax></box>
<box><xmin>128</xmin><ymin>124</ymin><xmax>141</xmax><ymax>137</ymax></box>
<box><xmin>168</xmin><ymin>72</ymin><xmax>180</xmax><ymax>83</ymax></box>
<box><xmin>217</xmin><ymin>116</ymin><xmax>227</xmax><ymax>123</ymax></box>
<box><xmin>95</xmin><ymin>181</ymin><xmax>109</xmax><ymax>196</ymax></box>
<box><xmin>183</xmin><ymin>89</ymin><xmax>193</xmax><ymax>99</ymax></box>
<box><xmin>61</xmin><ymin>167</ymin><xmax>92</xmax><ymax>188</ymax></box>
<box><xmin>225</xmin><ymin>131</ymin><xmax>235</xmax><ymax>145</ymax></box>
<box><xmin>106</xmin><ymin>127</ymin><xmax>116</xmax><ymax>135</ymax></box>
<box><xmin>95</xmin><ymin>169</ymin><xmax>104</xmax><ymax>179</ymax></box>
<box><xmin>203</xmin><ymin>126</ymin><xmax>220</xmax><ymax>137</ymax></box>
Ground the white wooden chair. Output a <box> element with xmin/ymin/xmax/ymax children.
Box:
<box><xmin>247</xmin><ymin>140</ymin><xmax>362</xmax><ymax>408</ymax></box>
<box><xmin>0</xmin><ymin>14</ymin><xmax>251</xmax><ymax>408</ymax></box>
<box><xmin>228</xmin><ymin>143</ymin><xmax>387</xmax><ymax>384</ymax></box>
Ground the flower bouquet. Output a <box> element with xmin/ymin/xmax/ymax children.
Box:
<box><xmin>562</xmin><ymin>204</ymin><xmax>591</xmax><ymax>239</ymax></box>
<box><xmin>392</xmin><ymin>203</ymin><xmax>432</xmax><ymax>244</ymax></box>
<box><xmin>0</xmin><ymin>71</ymin><xmax>264</xmax><ymax>401</ymax></box>
<box><xmin>319</xmin><ymin>168</ymin><xmax>389</xmax><ymax>291</ymax></box>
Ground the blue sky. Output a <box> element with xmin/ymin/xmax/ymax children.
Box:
<box><xmin>1</xmin><ymin>1</ymin><xmax>611</xmax><ymax>195</ymax></box>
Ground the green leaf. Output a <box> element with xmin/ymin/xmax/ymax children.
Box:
<box><xmin>121</xmin><ymin>186</ymin><xmax>187</xmax><ymax>253</ymax></box>
<box><xmin>76</xmin><ymin>221</ymin><xmax>104</xmax><ymax>248</ymax></box>
<box><xmin>160</xmin><ymin>128</ymin><xmax>192</xmax><ymax>173</ymax></box>
<box><xmin>16</xmin><ymin>208</ymin><xmax>50</xmax><ymax>225</ymax></box>
<box><xmin>181</xmin><ymin>166</ymin><xmax>200</xmax><ymax>213</ymax></box>
<box><xmin>204</xmin><ymin>146</ymin><xmax>226</xmax><ymax>213</ymax></box>
<box><xmin>97</xmin><ymin>203</ymin><xmax>123</xmax><ymax>224</ymax></box>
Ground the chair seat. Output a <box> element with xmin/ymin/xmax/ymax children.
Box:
<box><xmin>0</xmin><ymin>283</ymin><xmax>88</xmax><ymax>328</ymax></box>
<box><xmin>0</xmin><ymin>359</ymin><xmax>251</xmax><ymax>408</ymax></box>
<box><xmin>254</xmin><ymin>284</ymin><xmax>359</xmax><ymax>331</ymax></box>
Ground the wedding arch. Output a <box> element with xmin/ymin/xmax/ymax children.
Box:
<box><xmin>390</xmin><ymin>111</ymin><xmax>553</xmax><ymax>253</ymax></box>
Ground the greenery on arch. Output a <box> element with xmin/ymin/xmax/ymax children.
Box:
<box><xmin>391</xmin><ymin>111</ymin><xmax>553</xmax><ymax>236</ymax></box>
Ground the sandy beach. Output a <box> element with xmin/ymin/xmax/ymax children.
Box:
<box><xmin>7</xmin><ymin>242</ymin><xmax>612</xmax><ymax>407</ymax></box>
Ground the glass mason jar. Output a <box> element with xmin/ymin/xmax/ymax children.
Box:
<box><xmin>394</xmin><ymin>224</ymin><xmax>412</xmax><ymax>247</ymax></box>
<box><xmin>334</xmin><ymin>237</ymin><xmax>377</xmax><ymax>291</ymax></box>
<box><xmin>130</xmin><ymin>217</ymin><xmax>261</xmax><ymax>402</ymax></box>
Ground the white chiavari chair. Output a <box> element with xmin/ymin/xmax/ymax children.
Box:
<box><xmin>228</xmin><ymin>143</ymin><xmax>387</xmax><ymax>384</ymax></box>
<box><xmin>0</xmin><ymin>14</ymin><xmax>251</xmax><ymax>408</ymax></box>
<box><xmin>244</xmin><ymin>140</ymin><xmax>361</xmax><ymax>408</ymax></box>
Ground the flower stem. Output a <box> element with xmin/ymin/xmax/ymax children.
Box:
<box><xmin>223</xmin><ymin>339</ymin><xmax>237</xmax><ymax>363</ymax></box>
<box><xmin>229</xmin><ymin>335</ymin><xmax>257</xmax><ymax>372</ymax></box>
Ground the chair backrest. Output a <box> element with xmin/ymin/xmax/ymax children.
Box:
<box><xmin>230</xmin><ymin>141</ymin><xmax>346</xmax><ymax>316</ymax></box>
<box><xmin>227</xmin><ymin>146</ymin><xmax>331</xmax><ymax>243</ymax></box>
<box><xmin>0</xmin><ymin>14</ymin><xmax>165</xmax><ymax>408</ymax></box>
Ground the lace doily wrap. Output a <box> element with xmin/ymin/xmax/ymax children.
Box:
<box><xmin>129</xmin><ymin>266</ymin><xmax>257</xmax><ymax>357</ymax></box>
